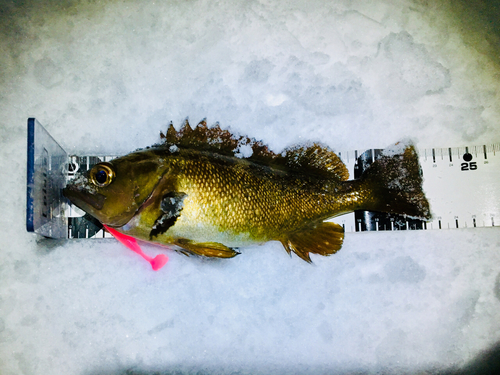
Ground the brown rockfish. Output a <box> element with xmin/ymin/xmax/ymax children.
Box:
<box><xmin>63</xmin><ymin>120</ymin><xmax>430</xmax><ymax>262</ymax></box>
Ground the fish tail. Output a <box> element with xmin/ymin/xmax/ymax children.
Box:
<box><xmin>360</xmin><ymin>143</ymin><xmax>431</xmax><ymax>219</ymax></box>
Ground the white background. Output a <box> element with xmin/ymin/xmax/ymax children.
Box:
<box><xmin>1</xmin><ymin>1</ymin><xmax>500</xmax><ymax>374</ymax></box>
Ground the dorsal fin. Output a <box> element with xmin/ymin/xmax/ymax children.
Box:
<box><xmin>159</xmin><ymin>120</ymin><xmax>348</xmax><ymax>180</ymax></box>
<box><xmin>160</xmin><ymin>119</ymin><xmax>279</xmax><ymax>160</ymax></box>
<box><xmin>283</xmin><ymin>143</ymin><xmax>349</xmax><ymax>180</ymax></box>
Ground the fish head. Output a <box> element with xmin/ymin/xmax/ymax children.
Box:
<box><xmin>63</xmin><ymin>149</ymin><xmax>172</xmax><ymax>227</ymax></box>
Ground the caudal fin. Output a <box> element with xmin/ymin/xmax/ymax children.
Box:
<box><xmin>361</xmin><ymin>143</ymin><xmax>431</xmax><ymax>219</ymax></box>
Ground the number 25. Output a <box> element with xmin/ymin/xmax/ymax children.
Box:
<box><xmin>461</xmin><ymin>162</ymin><xmax>477</xmax><ymax>171</ymax></box>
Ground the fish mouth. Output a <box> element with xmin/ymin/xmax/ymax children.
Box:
<box><xmin>63</xmin><ymin>184</ymin><xmax>106</xmax><ymax>211</ymax></box>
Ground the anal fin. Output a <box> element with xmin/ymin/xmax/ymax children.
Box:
<box><xmin>174</xmin><ymin>239</ymin><xmax>240</xmax><ymax>259</ymax></box>
<box><xmin>281</xmin><ymin>222</ymin><xmax>344</xmax><ymax>263</ymax></box>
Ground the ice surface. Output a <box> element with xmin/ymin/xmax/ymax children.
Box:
<box><xmin>1</xmin><ymin>0</ymin><xmax>500</xmax><ymax>374</ymax></box>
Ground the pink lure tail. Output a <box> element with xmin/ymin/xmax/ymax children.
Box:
<box><xmin>103</xmin><ymin>224</ymin><xmax>168</xmax><ymax>271</ymax></box>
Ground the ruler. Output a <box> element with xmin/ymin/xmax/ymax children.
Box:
<box><xmin>331</xmin><ymin>145</ymin><xmax>500</xmax><ymax>232</ymax></box>
<box><xmin>26</xmin><ymin>118</ymin><xmax>500</xmax><ymax>239</ymax></box>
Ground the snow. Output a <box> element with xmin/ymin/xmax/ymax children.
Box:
<box><xmin>1</xmin><ymin>0</ymin><xmax>500</xmax><ymax>374</ymax></box>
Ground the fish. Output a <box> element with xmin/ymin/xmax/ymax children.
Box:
<box><xmin>63</xmin><ymin>120</ymin><xmax>431</xmax><ymax>263</ymax></box>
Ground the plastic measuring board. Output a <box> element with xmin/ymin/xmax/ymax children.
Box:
<box><xmin>26</xmin><ymin>118</ymin><xmax>500</xmax><ymax>239</ymax></box>
<box><xmin>330</xmin><ymin>145</ymin><xmax>500</xmax><ymax>232</ymax></box>
<box><xmin>26</xmin><ymin>118</ymin><xmax>68</xmax><ymax>238</ymax></box>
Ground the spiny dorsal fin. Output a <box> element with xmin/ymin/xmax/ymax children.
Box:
<box><xmin>160</xmin><ymin>119</ymin><xmax>279</xmax><ymax>160</ymax></box>
<box><xmin>159</xmin><ymin>120</ymin><xmax>348</xmax><ymax>180</ymax></box>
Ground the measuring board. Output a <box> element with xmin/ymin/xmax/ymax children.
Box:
<box><xmin>26</xmin><ymin>118</ymin><xmax>500</xmax><ymax>239</ymax></box>
<box><xmin>330</xmin><ymin>145</ymin><xmax>499</xmax><ymax>232</ymax></box>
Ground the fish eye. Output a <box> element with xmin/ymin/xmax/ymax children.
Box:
<box><xmin>90</xmin><ymin>162</ymin><xmax>115</xmax><ymax>187</ymax></box>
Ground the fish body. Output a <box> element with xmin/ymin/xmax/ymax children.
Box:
<box><xmin>64</xmin><ymin>121</ymin><xmax>430</xmax><ymax>262</ymax></box>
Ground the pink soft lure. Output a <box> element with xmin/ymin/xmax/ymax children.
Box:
<box><xmin>103</xmin><ymin>224</ymin><xmax>168</xmax><ymax>271</ymax></box>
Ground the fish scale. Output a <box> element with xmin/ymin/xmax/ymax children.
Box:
<box><xmin>174</xmin><ymin>158</ymin><xmax>338</xmax><ymax>244</ymax></box>
<box><xmin>26</xmin><ymin>118</ymin><xmax>498</xmax><ymax>247</ymax></box>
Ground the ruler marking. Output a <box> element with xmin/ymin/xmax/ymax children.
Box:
<box><xmin>484</xmin><ymin>145</ymin><xmax>488</xmax><ymax>160</ymax></box>
<box><xmin>432</xmin><ymin>148</ymin><xmax>436</xmax><ymax>164</ymax></box>
<box><xmin>448</xmin><ymin>148</ymin><xmax>452</xmax><ymax>162</ymax></box>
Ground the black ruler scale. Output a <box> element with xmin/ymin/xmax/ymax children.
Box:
<box><xmin>26</xmin><ymin>119</ymin><xmax>500</xmax><ymax>239</ymax></box>
<box><xmin>420</xmin><ymin>144</ymin><xmax>499</xmax><ymax>230</ymax></box>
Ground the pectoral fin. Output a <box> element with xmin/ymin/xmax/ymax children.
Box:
<box><xmin>174</xmin><ymin>238</ymin><xmax>240</xmax><ymax>259</ymax></box>
<box><xmin>281</xmin><ymin>222</ymin><xmax>344</xmax><ymax>263</ymax></box>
